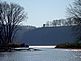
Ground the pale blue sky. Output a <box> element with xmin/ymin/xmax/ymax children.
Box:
<box><xmin>2</xmin><ymin>0</ymin><xmax>73</xmax><ymax>27</ymax></box>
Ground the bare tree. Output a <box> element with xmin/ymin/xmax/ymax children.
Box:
<box><xmin>67</xmin><ymin>0</ymin><xmax>81</xmax><ymax>41</ymax></box>
<box><xmin>46</xmin><ymin>21</ymin><xmax>50</xmax><ymax>27</ymax></box>
<box><xmin>52</xmin><ymin>20</ymin><xmax>58</xmax><ymax>27</ymax></box>
<box><xmin>0</xmin><ymin>2</ymin><xmax>26</xmax><ymax>45</ymax></box>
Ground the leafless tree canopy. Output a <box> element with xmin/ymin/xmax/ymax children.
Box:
<box><xmin>0</xmin><ymin>2</ymin><xmax>26</xmax><ymax>44</ymax></box>
<box><xmin>43</xmin><ymin>18</ymin><xmax>75</xmax><ymax>27</ymax></box>
<box><xmin>67</xmin><ymin>0</ymin><xmax>81</xmax><ymax>41</ymax></box>
<box><xmin>67</xmin><ymin>0</ymin><xmax>81</xmax><ymax>25</ymax></box>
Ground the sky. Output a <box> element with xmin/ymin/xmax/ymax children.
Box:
<box><xmin>2</xmin><ymin>0</ymin><xmax>73</xmax><ymax>27</ymax></box>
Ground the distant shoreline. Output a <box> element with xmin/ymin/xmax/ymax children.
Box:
<box><xmin>29</xmin><ymin>46</ymin><xmax>56</xmax><ymax>48</ymax></box>
<box><xmin>55</xmin><ymin>43</ymin><xmax>81</xmax><ymax>49</ymax></box>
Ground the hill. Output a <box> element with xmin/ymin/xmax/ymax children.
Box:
<box><xmin>14</xmin><ymin>26</ymin><xmax>76</xmax><ymax>45</ymax></box>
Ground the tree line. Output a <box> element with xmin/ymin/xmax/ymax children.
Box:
<box><xmin>44</xmin><ymin>17</ymin><xmax>77</xmax><ymax>27</ymax></box>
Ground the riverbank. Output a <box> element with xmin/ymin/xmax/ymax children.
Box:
<box><xmin>55</xmin><ymin>43</ymin><xmax>81</xmax><ymax>49</ymax></box>
<box><xmin>0</xmin><ymin>43</ymin><xmax>29</xmax><ymax>52</ymax></box>
<box><xmin>29</xmin><ymin>46</ymin><xmax>56</xmax><ymax>48</ymax></box>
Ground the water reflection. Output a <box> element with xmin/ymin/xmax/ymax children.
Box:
<box><xmin>0</xmin><ymin>49</ymin><xmax>81</xmax><ymax>61</ymax></box>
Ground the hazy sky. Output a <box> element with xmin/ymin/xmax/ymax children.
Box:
<box><xmin>2</xmin><ymin>0</ymin><xmax>73</xmax><ymax>27</ymax></box>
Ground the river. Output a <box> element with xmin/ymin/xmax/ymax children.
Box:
<box><xmin>0</xmin><ymin>48</ymin><xmax>81</xmax><ymax>61</ymax></box>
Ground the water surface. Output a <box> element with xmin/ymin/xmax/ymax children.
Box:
<box><xmin>0</xmin><ymin>48</ymin><xmax>81</xmax><ymax>61</ymax></box>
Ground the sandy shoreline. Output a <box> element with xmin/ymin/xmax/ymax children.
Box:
<box><xmin>29</xmin><ymin>46</ymin><xmax>56</xmax><ymax>48</ymax></box>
